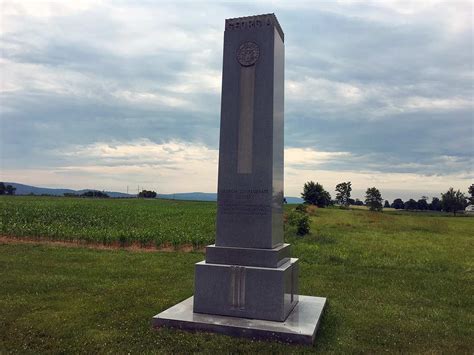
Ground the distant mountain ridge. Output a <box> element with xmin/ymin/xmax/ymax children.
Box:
<box><xmin>3</xmin><ymin>182</ymin><xmax>132</xmax><ymax>198</ymax></box>
<box><xmin>3</xmin><ymin>182</ymin><xmax>304</xmax><ymax>203</ymax></box>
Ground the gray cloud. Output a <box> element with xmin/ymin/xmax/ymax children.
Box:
<box><xmin>0</xmin><ymin>1</ymin><xmax>472</xmax><ymax>193</ymax></box>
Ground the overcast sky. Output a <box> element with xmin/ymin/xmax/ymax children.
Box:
<box><xmin>1</xmin><ymin>0</ymin><xmax>472</xmax><ymax>200</ymax></box>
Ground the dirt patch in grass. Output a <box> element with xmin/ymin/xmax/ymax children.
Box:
<box><xmin>0</xmin><ymin>235</ymin><xmax>204</xmax><ymax>253</ymax></box>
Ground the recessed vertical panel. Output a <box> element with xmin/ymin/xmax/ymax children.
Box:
<box><xmin>239</xmin><ymin>267</ymin><xmax>246</xmax><ymax>310</ymax></box>
<box><xmin>230</xmin><ymin>266</ymin><xmax>236</xmax><ymax>307</ymax></box>
<box><xmin>271</xmin><ymin>27</ymin><xmax>285</xmax><ymax>247</ymax></box>
<box><xmin>237</xmin><ymin>66</ymin><xmax>255</xmax><ymax>174</ymax></box>
<box><xmin>229</xmin><ymin>266</ymin><xmax>247</xmax><ymax>310</ymax></box>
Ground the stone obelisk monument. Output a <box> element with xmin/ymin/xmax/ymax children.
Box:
<box><xmin>153</xmin><ymin>14</ymin><xmax>326</xmax><ymax>345</ymax></box>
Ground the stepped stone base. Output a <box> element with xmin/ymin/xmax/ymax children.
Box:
<box><xmin>205</xmin><ymin>243</ymin><xmax>291</xmax><ymax>268</ymax></box>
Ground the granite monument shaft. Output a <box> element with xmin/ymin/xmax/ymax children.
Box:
<box><xmin>193</xmin><ymin>13</ymin><xmax>299</xmax><ymax>322</ymax></box>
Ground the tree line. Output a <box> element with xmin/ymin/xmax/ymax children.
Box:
<box><xmin>64</xmin><ymin>191</ymin><xmax>110</xmax><ymax>198</ymax></box>
<box><xmin>0</xmin><ymin>183</ymin><xmax>16</xmax><ymax>195</ymax></box>
<box><xmin>301</xmin><ymin>181</ymin><xmax>474</xmax><ymax>215</ymax></box>
<box><xmin>138</xmin><ymin>190</ymin><xmax>157</xmax><ymax>198</ymax></box>
<box><xmin>65</xmin><ymin>190</ymin><xmax>157</xmax><ymax>198</ymax></box>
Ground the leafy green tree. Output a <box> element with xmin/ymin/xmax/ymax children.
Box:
<box><xmin>441</xmin><ymin>187</ymin><xmax>467</xmax><ymax>215</ymax></box>
<box><xmin>0</xmin><ymin>182</ymin><xmax>5</xmax><ymax>195</ymax></box>
<box><xmin>5</xmin><ymin>184</ymin><xmax>16</xmax><ymax>195</ymax></box>
<box><xmin>468</xmin><ymin>184</ymin><xmax>474</xmax><ymax>205</ymax></box>
<box><xmin>365</xmin><ymin>187</ymin><xmax>383</xmax><ymax>211</ymax></box>
<box><xmin>391</xmin><ymin>198</ymin><xmax>404</xmax><ymax>209</ymax></box>
<box><xmin>138</xmin><ymin>190</ymin><xmax>157</xmax><ymax>198</ymax></box>
<box><xmin>301</xmin><ymin>181</ymin><xmax>331</xmax><ymax>207</ymax></box>
<box><xmin>353</xmin><ymin>198</ymin><xmax>364</xmax><ymax>206</ymax></box>
<box><xmin>417</xmin><ymin>197</ymin><xmax>429</xmax><ymax>210</ymax></box>
<box><xmin>405</xmin><ymin>199</ymin><xmax>418</xmax><ymax>210</ymax></box>
<box><xmin>81</xmin><ymin>190</ymin><xmax>109</xmax><ymax>198</ymax></box>
<box><xmin>335</xmin><ymin>181</ymin><xmax>352</xmax><ymax>207</ymax></box>
<box><xmin>384</xmin><ymin>200</ymin><xmax>390</xmax><ymax>208</ymax></box>
<box><xmin>429</xmin><ymin>197</ymin><xmax>442</xmax><ymax>211</ymax></box>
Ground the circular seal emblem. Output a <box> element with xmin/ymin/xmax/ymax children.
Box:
<box><xmin>236</xmin><ymin>42</ymin><xmax>260</xmax><ymax>67</ymax></box>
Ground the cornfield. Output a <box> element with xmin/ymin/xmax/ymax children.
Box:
<box><xmin>0</xmin><ymin>196</ymin><xmax>216</xmax><ymax>248</ymax></box>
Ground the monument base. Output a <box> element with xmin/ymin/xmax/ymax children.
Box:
<box><xmin>152</xmin><ymin>295</ymin><xmax>327</xmax><ymax>345</ymax></box>
<box><xmin>194</xmin><ymin>258</ymin><xmax>299</xmax><ymax>322</ymax></box>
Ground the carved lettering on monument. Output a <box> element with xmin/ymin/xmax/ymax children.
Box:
<box><xmin>220</xmin><ymin>204</ymin><xmax>270</xmax><ymax>216</ymax></box>
<box><xmin>225</xmin><ymin>15</ymin><xmax>273</xmax><ymax>31</ymax></box>
<box><xmin>219</xmin><ymin>189</ymin><xmax>269</xmax><ymax>194</ymax></box>
<box><xmin>218</xmin><ymin>188</ymin><xmax>271</xmax><ymax>215</ymax></box>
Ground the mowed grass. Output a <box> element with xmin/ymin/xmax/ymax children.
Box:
<box><xmin>0</xmin><ymin>197</ymin><xmax>473</xmax><ymax>353</ymax></box>
<box><xmin>0</xmin><ymin>196</ymin><xmax>216</xmax><ymax>247</ymax></box>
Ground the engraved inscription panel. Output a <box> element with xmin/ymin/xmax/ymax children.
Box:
<box><xmin>218</xmin><ymin>189</ymin><xmax>271</xmax><ymax>216</ymax></box>
<box><xmin>220</xmin><ymin>204</ymin><xmax>270</xmax><ymax>216</ymax></box>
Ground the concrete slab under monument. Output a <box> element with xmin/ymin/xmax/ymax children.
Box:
<box><xmin>153</xmin><ymin>296</ymin><xmax>327</xmax><ymax>345</ymax></box>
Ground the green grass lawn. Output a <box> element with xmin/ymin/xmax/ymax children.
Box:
<box><xmin>0</xmin><ymin>197</ymin><xmax>473</xmax><ymax>353</ymax></box>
